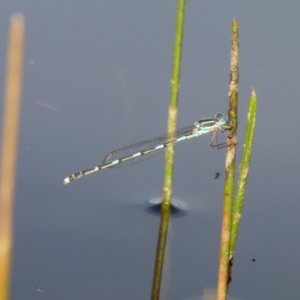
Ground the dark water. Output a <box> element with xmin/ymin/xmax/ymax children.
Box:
<box><xmin>1</xmin><ymin>2</ymin><xmax>300</xmax><ymax>300</ymax></box>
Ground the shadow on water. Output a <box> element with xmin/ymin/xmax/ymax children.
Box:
<box><xmin>145</xmin><ymin>197</ymin><xmax>187</xmax><ymax>218</ymax></box>
<box><xmin>125</xmin><ymin>192</ymin><xmax>215</xmax><ymax>222</ymax></box>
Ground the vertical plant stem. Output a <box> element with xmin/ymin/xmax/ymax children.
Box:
<box><xmin>151</xmin><ymin>1</ymin><xmax>186</xmax><ymax>299</ymax></box>
<box><xmin>0</xmin><ymin>14</ymin><xmax>25</xmax><ymax>300</ymax></box>
<box><xmin>230</xmin><ymin>90</ymin><xmax>257</xmax><ymax>258</ymax></box>
<box><xmin>217</xmin><ymin>19</ymin><xmax>239</xmax><ymax>300</ymax></box>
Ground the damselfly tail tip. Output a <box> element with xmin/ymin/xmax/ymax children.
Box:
<box><xmin>62</xmin><ymin>177</ymin><xmax>71</xmax><ymax>185</ymax></box>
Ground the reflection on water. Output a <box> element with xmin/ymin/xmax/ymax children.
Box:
<box><xmin>145</xmin><ymin>197</ymin><xmax>187</xmax><ymax>217</ymax></box>
<box><xmin>128</xmin><ymin>191</ymin><xmax>215</xmax><ymax>220</ymax></box>
<box><xmin>34</xmin><ymin>287</ymin><xmax>45</xmax><ymax>293</ymax></box>
<box><xmin>185</xmin><ymin>289</ymin><xmax>248</xmax><ymax>300</ymax></box>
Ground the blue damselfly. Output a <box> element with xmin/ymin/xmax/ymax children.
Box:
<box><xmin>63</xmin><ymin>113</ymin><xmax>228</xmax><ymax>185</ymax></box>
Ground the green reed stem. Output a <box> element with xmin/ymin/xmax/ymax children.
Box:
<box><xmin>217</xmin><ymin>19</ymin><xmax>239</xmax><ymax>300</ymax></box>
<box><xmin>151</xmin><ymin>1</ymin><xmax>186</xmax><ymax>299</ymax></box>
<box><xmin>230</xmin><ymin>90</ymin><xmax>257</xmax><ymax>258</ymax></box>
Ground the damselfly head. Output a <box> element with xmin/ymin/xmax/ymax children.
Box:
<box><xmin>219</xmin><ymin>116</ymin><xmax>228</xmax><ymax>126</ymax></box>
<box><xmin>215</xmin><ymin>113</ymin><xmax>228</xmax><ymax>126</ymax></box>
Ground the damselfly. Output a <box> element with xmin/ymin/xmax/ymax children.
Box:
<box><xmin>63</xmin><ymin>113</ymin><xmax>228</xmax><ymax>185</ymax></box>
